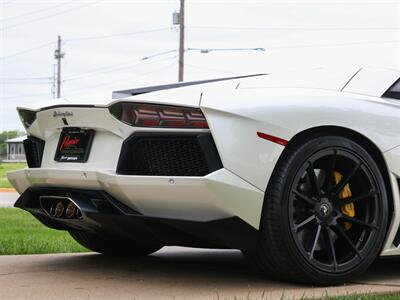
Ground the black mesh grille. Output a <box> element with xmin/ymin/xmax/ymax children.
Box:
<box><xmin>23</xmin><ymin>136</ymin><xmax>45</xmax><ymax>168</ymax></box>
<box><xmin>117</xmin><ymin>134</ymin><xmax>222</xmax><ymax>176</ymax></box>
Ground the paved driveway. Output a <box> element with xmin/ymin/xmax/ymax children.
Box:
<box><xmin>1</xmin><ymin>247</ymin><xmax>400</xmax><ymax>300</ymax></box>
<box><xmin>0</xmin><ymin>191</ymin><xmax>18</xmax><ymax>207</ymax></box>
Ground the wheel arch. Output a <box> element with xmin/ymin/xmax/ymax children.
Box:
<box><xmin>283</xmin><ymin>125</ymin><xmax>394</xmax><ymax>231</ymax></box>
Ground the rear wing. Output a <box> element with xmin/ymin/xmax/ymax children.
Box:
<box><xmin>111</xmin><ymin>74</ymin><xmax>266</xmax><ymax>99</ymax></box>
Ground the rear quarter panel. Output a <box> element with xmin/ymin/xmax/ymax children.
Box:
<box><xmin>201</xmin><ymin>87</ymin><xmax>400</xmax><ymax>191</ymax></box>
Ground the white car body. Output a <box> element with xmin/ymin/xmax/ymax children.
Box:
<box><xmin>7</xmin><ymin>66</ymin><xmax>400</xmax><ymax>283</ymax></box>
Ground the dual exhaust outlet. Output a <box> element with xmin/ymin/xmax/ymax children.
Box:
<box><xmin>40</xmin><ymin>196</ymin><xmax>83</xmax><ymax>219</ymax></box>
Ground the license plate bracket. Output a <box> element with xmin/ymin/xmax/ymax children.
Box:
<box><xmin>54</xmin><ymin>128</ymin><xmax>95</xmax><ymax>162</ymax></box>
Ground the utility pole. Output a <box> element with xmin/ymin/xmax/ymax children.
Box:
<box><xmin>178</xmin><ymin>0</ymin><xmax>185</xmax><ymax>82</ymax></box>
<box><xmin>54</xmin><ymin>36</ymin><xmax>64</xmax><ymax>98</ymax></box>
<box><xmin>51</xmin><ymin>63</ymin><xmax>56</xmax><ymax>99</ymax></box>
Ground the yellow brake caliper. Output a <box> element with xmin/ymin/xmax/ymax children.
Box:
<box><xmin>334</xmin><ymin>172</ymin><xmax>355</xmax><ymax>230</ymax></box>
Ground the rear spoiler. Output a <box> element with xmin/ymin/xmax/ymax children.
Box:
<box><xmin>112</xmin><ymin>74</ymin><xmax>267</xmax><ymax>99</ymax></box>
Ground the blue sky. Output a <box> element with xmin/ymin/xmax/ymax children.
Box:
<box><xmin>1</xmin><ymin>0</ymin><xmax>399</xmax><ymax>130</ymax></box>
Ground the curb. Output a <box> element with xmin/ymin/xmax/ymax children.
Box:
<box><xmin>0</xmin><ymin>188</ymin><xmax>16</xmax><ymax>193</ymax></box>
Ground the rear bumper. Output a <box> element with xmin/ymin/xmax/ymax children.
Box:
<box><xmin>16</xmin><ymin>186</ymin><xmax>258</xmax><ymax>250</ymax></box>
<box><xmin>8</xmin><ymin>168</ymin><xmax>264</xmax><ymax>230</ymax></box>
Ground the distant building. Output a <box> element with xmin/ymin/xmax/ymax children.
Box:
<box><xmin>5</xmin><ymin>136</ymin><xmax>26</xmax><ymax>162</ymax></box>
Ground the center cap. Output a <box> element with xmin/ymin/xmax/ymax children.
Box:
<box><xmin>315</xmin><ymin>200</ymin><xmax>333</xmax><ymax>220</ymax></box>
<box><xmin>320</xmin><ymin>203</ymin><xmax>330</xmax><ymax>216</ymax></box>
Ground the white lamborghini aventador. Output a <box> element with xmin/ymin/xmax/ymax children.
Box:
<box><xmin>7</xmin><ymin>67</ymin><xmax>400</xmax><ymax>285</ymax></box>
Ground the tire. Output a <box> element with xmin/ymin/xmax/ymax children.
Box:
<box><xmin>246</xmin><ymin>135</ymin><xmax>388</xmax><ymax>285</ymax></box>
<box><xmin>69</xmin><ymin>231</ymin><xmax>163</xmax><ymax>257</ymax></box>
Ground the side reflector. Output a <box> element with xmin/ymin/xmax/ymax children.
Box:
<box><xmin>257</xmin><ymin>131</ymin><xmax>288</xmax><ymax>146</ymax></box>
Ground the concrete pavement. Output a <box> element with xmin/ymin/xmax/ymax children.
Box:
<box><xmin>1</xmin><ymin>191</ymin><xmax>400</xmax><ymax>298</ymax></box>
<box><xmin>1</xmin><ymin>247</ymin><xmax>400</xmax><ymax>300</ymax></box>
<box><xmin>0</xmin><ymin>190</ymin><xmax>18</xmax><ymax>207</ymax></box>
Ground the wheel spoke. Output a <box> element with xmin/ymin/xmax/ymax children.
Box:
<box><xmin>293</xmin><ymin>190</ymin><xmax>317</xmax><ymax>206</ymax></box>
<box><xmin>323</xmin><ymin>227</ymin><xmax>338</xmax><ymax>271</ymax></box>
<box><xmin>326</xmin><ymin>150</ymin><xmax>338</xmax><ymax>192</ymax></box>
<box><xmin>308</xmin><ymin>224</ymin><xmax>322</xmax><ymax>260</ymax></box>
<box><xmin>294</xmin><ymin>215</ymin><xmax>316</xmax><ymax>232</ymax></box>
<box><xmin>307</xmin><ymin>162</ymin><xmax>321</xmax><ymax>199</ymax></box>
<box><xmin>339</xmin><ymin>189</ymin><xmax>377</xmax><ymax>206</ymax></box>
<box><xmin>331</xmin><ymin>161</ymin><xmax>361</xmax><ymax>196</ymax></box>
<box><xmin>340</xmin><ymin>214</ymin><xmax>378</xmax><ymax>230</ymax></box>
<box><xmin>333</xmin><ymin>224</ymin><xmax>363</xmax><ymax>259</ymax></box>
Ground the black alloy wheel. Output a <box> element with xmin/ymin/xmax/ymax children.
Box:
<box><xmin>246</xmin><ymin>135</ymin><xmax>388</xmax><ymax>285</ymax></box>
<box><xmin>289</xmin><ymin>147</ymin><xmax>383</xmax><ymax>273</ymax></box>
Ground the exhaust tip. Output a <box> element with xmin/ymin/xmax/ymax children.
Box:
<box><xmin>49</xmin><ymin>201</ymin><xmax>65</xmax><ymax>218</ymax></box>
<box><xmin>40</xmin><ymin>196</ymin><xmax>83</xmax><ymax>220</ymax></box>
<box><xmin>65</xmin><ymin>202</ymin><xmax>76</xmax><ymax>219</ymax></box>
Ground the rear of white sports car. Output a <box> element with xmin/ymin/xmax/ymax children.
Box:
<box><xmin>7</xmin><ymin>79</ymin><xmax>268</xmax><ymax>256</ymax></box>
<box><xmin>7</xmin><ymin>68</ymin><xmax>400</xmax><ymax>285</ymax></box>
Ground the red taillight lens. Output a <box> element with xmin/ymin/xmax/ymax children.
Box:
<box><xmin>109</xmin><ymin>103</ymin><xmax>209</xmax><ymax>128</ymax></box>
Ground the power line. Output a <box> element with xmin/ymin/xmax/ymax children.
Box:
<box><xmin>2</xmin><ymin>38</ymin><xmax>398</xmax><ymax>63</ymax></box>
<box><xmin>141</xmin><ymin>47</ymin><xmax>265</xmax><ymax>60</ymax></box>
<box><xmin>65</xmin><ymin>27</ymin><xmax>172</xmax><ymax>42</ymax></box>
<box><xmin>0</xmin><ymin>0</ymin><xmax>103</xmax><ymax>31</ymax></box>
<box><xmin>188</xmin><ymin>25</ymin><xmax>400</xmax><ymax>31</ymax></box>
<box><xmin>190</xmin><ymin>1</ymin><xmax>400</xmax><ymax>4</ymax></box>
<box><xmin>0</xmin><ymin>27</ymin><xmax>171</xmax><ymax>60</ymax></box>
<box><xmin>64</xmin><ymin>58</ymin><xmax>177</xmax><ymax>95</ymax></box>
<box><xmin>1</xmin><ymin>81</ymin><xmax>52</xmax><ymax>85</ymax></box>
<box><xmin>269</xmin><ymin>39</ymin><xmax>400</xmax><ymax>49</ymax></box>
<box><xmin>63</xmin><ymin>59</ymin><xmax>147</xmax><ymax>81</ymax></box>
<box><xmin>0</xmin><ymin>0</ymin><xmax>75</xmax><ymax>22</ymax></box>
<box><xmin>0</xmin><ymin>93</ymin><xmax>50</xmax><ymax>100</ymax></box>
<box><xmin>187</xmin><ymin>47</ymin><xmax>265</xmax><ymax>53</ymax></box>
<box><xmin>2</xmin><ymin>25</ymin><xmax>397</xmax><ymax>60</ymax></box>
<box><xmin>141</xmin><ymin>49</ymin><xmax>177</xmax><ymax>61</ymax></box>
<box><xmin>1</xmin><ymin>79</ymin><xmax>52</xmax><ymax>84</ymax></box>
<box><xmin>0</xmin><ymin>55</ymin><xmax>177</xmax><ymax>90</ymax></box>
<box><xmin>0</xmin><ymin>41</ymin><xmax>55</xmax><ymax>60</ymax></box>
<box><xmin>63</xmin><ymin>54</ymin><xmax>178</xmax><ymax>82</ymax></box>
<box><xmin>0</xmin><ymin>77</ymin><xmax>52</xmax><ymax>80</ymax></box>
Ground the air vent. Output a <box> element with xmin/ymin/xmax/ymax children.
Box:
<box><xmin>23</xmin><ymin>136</ymin><xmax>45</xmax><ymax>168</ymax></box>
<box><xmin>117</xmin><ymin>133</ymin><xmax>222</xmax><ymax>176</ymax></box>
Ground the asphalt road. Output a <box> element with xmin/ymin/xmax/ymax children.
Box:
<box><xmin>1</xmin><ymin>247</ymin><xmax>400</xmax><ymax>300</ymax></box>
<box><xmin>0</xmin><ymin>191</ymin><xmax>18</xmax><ymax>207</ymax></box>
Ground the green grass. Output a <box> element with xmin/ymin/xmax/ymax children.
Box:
<box><xmin>0</xmin><ymin>208</ymin><xmax>88</xmax><ymax>255</ymax></box>
<box><xmin>0</xmin><ymin>162</ymin><xmax>26</xmax><ymax>188</ymax></box>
